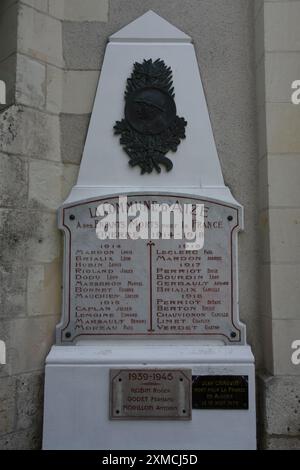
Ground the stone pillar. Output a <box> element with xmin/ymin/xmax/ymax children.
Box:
<box><xmin>0</xmin><ymin>0</ymin><xmax>110</xmax><ymax>450</ymax></box>
<box><xmin>255</xmin><ymin>0</ymin><xmax>300</xmax><ymax>450</ymax></box>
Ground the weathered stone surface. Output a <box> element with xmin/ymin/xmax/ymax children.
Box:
<box><xmin>254</xmin><ymin>0</ymin><xmax>263</xmax><ymax>19</ymax></box>
<box><xmin>264</xmin><ymin>436</ymin><xmax>300</xmax><ymax>450</ymax></box>
<box><xmin>16</xmin><ymin>372</ymin><xmax>44</xmax><ymax>431</ymax></box>
<box><xmin>60</xmin><ymin>113</ymin><xmax>90</xmax><ymax>164</ymax></box>
<box><xmin>18</xmin><ymin>5</ymin><xmax>64</xmax><ymax>67</ymax></box>
<box><xmin>265</xmin><ymin>52</ymin><xmax>300</xmax><ymax>103</ymax></box>
<box><xmin>46</xmin><ymin>64</ymin><xmax>63</xmax><ymax>114</ymax></box>
<box><xmin>268</xmin><ymin>263</ymin><xmax>300</xmax><ymax>320</ymax></box>
<box><xmin>254</xmin><ymin>3</ymin><xmax>264</xmax><ymax>66</ymax></box>
<box><xmin>265</xmin><ymin>2</ymin><xmax>300</xmax><ymax>52</ymax></box>
<box><xmin>61</xmin><ymin>164</ymin><xmax>79</xmax><ymax>200</ymax></box>
<box><xmin>0</xmin><ymin>105</ymin><xmax>60</xmax><ymax>161</ymax></box>
<box><xmin>0</xmin><ymin>152</ymin><xmax>28</xmax><ymax>208</ymax></box>
<box><xmin>259</xmin><ymin>374</ymin><xmax>300</xmax><ymax>436</ymax></box>
<box><xmin>47</xmin><ymin>68</ymin><xmax>99</xmax><ymax>114</ymax></box>
<box><xmin>21</xmin><ymin>0</ymin><xmax>48</xmax><ymax>12</ymax></box>
<box><xmin>27</xmin><ymin>261</ymin><xmax>62</xmax><ymax>317</ymax></box>
<box><xmin>0</xmin><ymin>427</ymin><xmax>42</xmax><ymax>450</ymax></box>
<box><xmin>0</xmin><ymin>263</ymin><xmax>27</xmax><ymax>318</ymax></box>
<box><xmin>0</xmin><ymin>210</ymin><xmax>61</xmax><ymax>265</ymax></box>
<box><xmin>27</xmin><ymin>212</ymin><xmax>61</xmax><ymax>264</ymax></box>
<box><xmin>268</xmin><ymin>208</ymin><xmax>300</xmax><ymax>264</ymax></box>
<box><xmin>28</xmin><ymin>159</ymin><xmax>63</xmax><ymax>211</ymax></box>
<box><xmin>62</xmin><ymin>21</ymin><xmax>108</xmax><ymax>69</ymax></box>
<box><xmin>0</xmin><ymin>376</ymin><xmax>16</xmax><ymax>435</ymax></box>
<box><xmin>268</xmin><ymin>154</ymin><xmax>300</xmax><ymax>207</ymax></box>
<box><xmin>16</xmin><ymin>54</ymin><xmax>46</xmax><ymax>108</ymax></box>
<box><xmin>272</xmin><ymin>319</ymin><xmax>300</xmax><ymax>376</ymax></box>
<box><xmin>4</xmin><ymin>315</ymin><xmax>59</xmax><ymax>375</ymax></box>
<box><xmin>61</xmin><ymin>70</ymin><xmax>99</xmax><ymax>114</ymax></box>
<box><xmin>267</xmin><ymin>103</ymin><xmax>300</xmax><ymax>154</ymax></box>
<box><xmin>49</xmin><ymin>0</ymin><xmax>109</xmax><ymax>22</ymax></box>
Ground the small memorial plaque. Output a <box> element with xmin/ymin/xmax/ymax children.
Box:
<box><xmin>110</xmin><ymin>369</ymin><xmax>192</xmax><ymax>420</ymax></box>
<box><xmin>192</xmin><ymin>375</ymin><xmax>249</xmax><ymax>410</ymax></box>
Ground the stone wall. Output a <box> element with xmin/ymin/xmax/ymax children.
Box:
<box><xmin>255</xmin><ymin>0</ymin><xmax>300</xmax><ymax>449</ymax></box>
<box><xmin>0</xmin><ymin>0</ymin><xmax>275</xmax><ymax>449</ymax></box>
<box><xmin>0</xmin><ymin>0</ymin><xmax>107</xmax><ymax>449</ymax></box>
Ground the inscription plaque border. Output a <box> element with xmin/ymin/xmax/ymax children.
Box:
<box><xmin>57</xmin><ymin>193</ymin><xmax>244</xmax><ymax>345</ymax></box>
<box><xmin>110</xmin><ymin>368</ymin><xmax>192</xmax><ymax>420</ymax></box>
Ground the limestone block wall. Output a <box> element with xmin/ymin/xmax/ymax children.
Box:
<box><xmin>0</xmin><ymin>0</ymin><xmax>262</xmax><ymax>449</ymax></box>
<box><xmin>255</xmin><ymin>0</ymin><xmax>300</xmax><ymax>449</ymax></box>
<box><xmin>0</xmin><ymin>0</ymin><xmax>107</xmax><ymax>449</ymax></box>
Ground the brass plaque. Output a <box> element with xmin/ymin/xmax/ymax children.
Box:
<box><xmin>110</xmin><ymin>369</ymin><xmax>192</xmax><ymax>420</ymax></box>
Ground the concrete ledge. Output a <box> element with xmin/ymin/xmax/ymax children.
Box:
<box><xmin>46</xmin><ymin>344</ymin><xmax>255</xmax><ymax>365</ymax></box>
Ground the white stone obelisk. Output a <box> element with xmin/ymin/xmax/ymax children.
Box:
<box><xmin>43</xmin><ymin>11</ymin><xmax>256</xmax><ymax>450</ymax></box>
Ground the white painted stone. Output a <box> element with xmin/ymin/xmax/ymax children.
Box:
<box><xmin>43</xmin><ymin>344</ymin><xmax>256</xmax><ymax>450</ymax></box>
<box><xmin>73</xmin><ymin>11</ymin><xmax>233</xmax><ymax>202</ymax></box>
<box><xmin>44</xmin><ymin>13</ymin><xmax>256</xmax><ymax>451</ymax></box>
<box><xmin>49</xmin><ymin>0</ymin><xmax>109</xmax><ymax>22</ymax></box>
<box><xmin>110</xmin><ymin>10</ymin><xmax>191</xmax><ymax>43</ymax></box>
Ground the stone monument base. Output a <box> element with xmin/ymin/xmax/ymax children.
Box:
<box><xmin>42</xmin><ymin>342</ymin><xmax>256</xmax><ymax>450</ymax></box>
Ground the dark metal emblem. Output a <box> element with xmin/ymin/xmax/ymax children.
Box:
<box><xmin>114</xmin><ymin>59</ymin><xmax>187</xmax><ymax>174</ymax></box>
